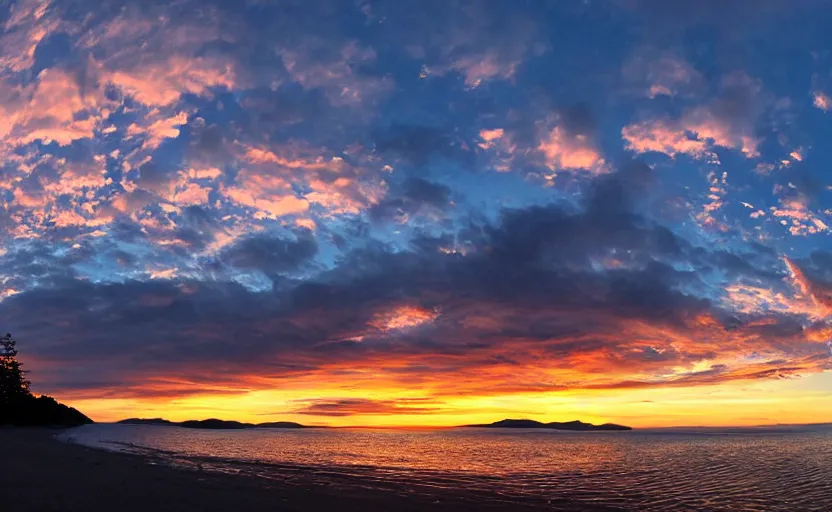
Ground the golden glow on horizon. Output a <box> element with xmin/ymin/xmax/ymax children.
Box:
<box><xmin>57</xmin><ymin>371</ymin><xmax>832</xmax><ymax>428</ymax></box>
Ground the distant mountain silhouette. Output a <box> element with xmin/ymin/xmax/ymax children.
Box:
<box><xmin>117</xmin><ymin>418</ymin><xmax>176</xmax><ymax>426</ymax></box>
<box><xmin>467</xmin><ymin>419</ymin><xmax>632</xmax><ymax>431</ymax></box>
<box><xmin>117</xmin><ymin>418</ymin><xmax>308</xmax><ymax>429</ymax></box>
<box><xmin>256</xmin><ymin>421</ymin><xmax>307</xmax><ymax>429</ymax></box>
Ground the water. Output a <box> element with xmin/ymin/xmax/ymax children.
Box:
<box><xmin>58</xmin><ymin>424</ymin><xmax>832</xmax><ymax>511</ymax></box>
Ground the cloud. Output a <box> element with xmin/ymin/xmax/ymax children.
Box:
<box><xmin>0</xmin><ymin>0</ymin><xmax>830</xmax><ymax>420</ymax></box>
<box><xmin>368</xmin><ymin>177</ymin><xmax>452</xmax><ymax>224</ymax></box>
<box><xmin>0</xmin><ymin>0</ymin><xmax>60</xmax><ymax>73</ymax></box>
<box><xmin>537</xmin><ymin>105</ymin><xmax>606</xmax><ymax>173</ymax></box>
<box><xmin>3</xmin><ymin>164</ymin><xmax>828</xmax><ymax>400</ymax></box>
<box><xmin>223</xmin><ymin>170</ymin><xmax>310</xmax><ymax>218</ymax></box>
<box><xmin>0</xmin><ymin>68</ymin><xmax>105</xmax><ymax>148</ymax></box>
<box><xmin>813</xmin><ymin>91</ymin><xmax>831</xmax><ymax>111</ymax></box>
<box><xmin>623</xmin><ymin>72</ymin><xmax>765</xmax><ymax>160</ymax></box>
<box><xmin>279</xmin><ymin>39</ymin><xmax>392</xmax><ymax>106</ymax></box>
<box><xmin>378</xmin><ymin>0</ymin><xmax>541</xmax><ymax>88</ymax></box>
<box><xmin>371</xmin><ymin>305</ymin><xmax>439</xmax><ymax>331</ymax></box>
<box><xmin>291</xmin><ymin>397</ymin><xmax>443</xmax><ymax>417</ymax></box>
<box><xmin>538</xmin><ymin>127</ymin><xmax>606</xmax><ymax>173</ymax></box>
<box><xmin>622</xmin><ymin>119</ymin><xmax>709</xmax><ymax>158</ymax></box>
<box><xmin>623</xmin><ymin>49</ymin><xmax>705</xmax><ymax>98</ymax></box>
<box><xmin>221</xmin><ymin>233</ymin><xmax>318</xmax><ymax>277</ymax></box>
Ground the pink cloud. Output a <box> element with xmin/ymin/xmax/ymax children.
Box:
<box><xmin>683</xmin><ymin>108</ymin><xmax>760</xmax><ymax>158</ymax></box>
<box><xmin>103</xmin><ymin>56</ymin><xmax>236</xmax><ymax>107</ymax></box>
<box><xmin>538</xmin><ymin>126</ymin><xmax>606</xmax><ymax>173</ymax></box>
<box><xmin>622</xmin><ymin>119</ymin><xmax>708</xmax><ymax>158</ymax></box>
<box><xmin>228</xmin><ymin>143</ymin><xmax>387</xmax><ymax>218</ymax></box>
<box><xmin>188</xmin><ymin>168</ymin><xmax>223</xmax><ymax>180</ymax></box>
<box><xmin>622</xmin><ymin>72</ymin><xmax>764</xmax><ymax>160</ymax></box>
<box><xmin>371</xmin><ymin>305</ymin><xmax>439</xmax><ymax>331</ymax></box>
<box><xmin>170</xmin><ymin>182</ymin><xmax>212</xmax><ymax>206</ymax></box>
<box><xmin>770</xmin><ymin>197</ymin><xmax>829</xmax><ymax>236</ymax></box>
<box><xmin>74</xmin><ymin>6</ymin><xmax>241</xmax><ymax>109</ymax></box>
<box><xmin>295</xmin><ymin>218</ymin><xmax>317</xmax><ymax>231</ymax></box>
<box><xmin>126</xmin><ymin>111</ymin><xmax>189</xmax><ymax>151</ymax></box>
<box><xmin>477</xmin><ymin>128</ymin><xmax>516</xmax><ymax>172</ymax></box>
<box><xmin>814</xmin><ymin>91</ymin><xmax>831</xmax><ymax>111</ymax></box>
<box><xmin>0</xmin><ymin>69</ymin><xmax>106</xmax><ymax>148</ymax></box>
<box><xmin>306</xmin><ymin>176</ymin><xmax>386</xmax><ymax>216</ymax></box>
<box><xmin>0</xmin><ymin>0</ymin><xmax>60</xmax><ymax>73</ymax></box>
<box><xmin>622</xmin><ymin>111</ymin><xmax>759</xmax><ymax>160</ymax></box>
<box><xmin>51</xmin><ymin>210</ymin><xmax>88</xmax><ymax>228</ymax></box>
<box><xmin>477</xmin><ymin>128</ymin><xmax>505</xmax><ymax>149</ymax></box>
<box><xmin>223</xmin><ymin>170</ymin><xmax>310</xmax><ymax>218</ymax></box>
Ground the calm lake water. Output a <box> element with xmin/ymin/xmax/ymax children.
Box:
<box><xmin>59</xmin><ymin>423</ymin><xmax>832</xmax><ymax>511</ymax></box>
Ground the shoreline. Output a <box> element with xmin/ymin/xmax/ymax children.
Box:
<box><xmin>1</xmin><ymin>427</ymin><xmax>622</xmax><ymax>512</ymax></box>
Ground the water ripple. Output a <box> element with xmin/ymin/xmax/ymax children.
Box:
<box><xmin>58</xmin><ymin>424</ymin><xmax>832</xmax><ymax>511</ymax></box>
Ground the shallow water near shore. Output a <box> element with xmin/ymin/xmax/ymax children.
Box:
<box><xmin>59</xmin><ymin>423</ymin><xmax>832</xmax><ymax>511</ymax></box>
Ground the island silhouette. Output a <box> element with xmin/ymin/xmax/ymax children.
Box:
<box><xmin>467</xmin><ymin>419</ymin><xmax>632</xmax><ymax>431</ymax></box>
<box><xmin>116</xmin><ymin>418</ymin><xmax>632</xmax><ymax>430</ymax></box>
<box><xmin>117</xmin><ymin>418</ymin><xmax>309</xmax><ymax>429</ymax></box>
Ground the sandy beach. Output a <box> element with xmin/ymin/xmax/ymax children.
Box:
<box><xmin>1</xmin><ymin>428</ymin><xmax>621</xmax><ymax>512</ymax></box>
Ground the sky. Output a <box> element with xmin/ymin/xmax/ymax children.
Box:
<box><xmin>1</xmin><ymin>0</ymin><xmax>832</xmax><ymax>427</ymax></box>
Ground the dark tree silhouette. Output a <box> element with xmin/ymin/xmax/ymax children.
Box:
<box><xmin>0</xmin><ymin>333</ymin><xmax>31</xmax><ymax>404</ymax></box>
<box><xmin>0</xmin><ymin>332</ymin><xmax>92</xmax><ymax>426</ymax></box>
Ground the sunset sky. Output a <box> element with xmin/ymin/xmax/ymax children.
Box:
<box><xmin>1</xmin><ymin>0</ymin><xmax>832</xmax><ymax>427</ymax></box>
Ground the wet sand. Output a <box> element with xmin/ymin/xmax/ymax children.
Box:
<box><xmin>1</xmin><ymin>428</ymin><xmax>621</xmax><ymax>512</ymax></box>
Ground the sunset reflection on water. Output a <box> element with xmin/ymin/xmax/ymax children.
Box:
<box><xmin>62</xmin><ymin>424</ymin><xmax>832</xmax><ymax>511</ymax></box>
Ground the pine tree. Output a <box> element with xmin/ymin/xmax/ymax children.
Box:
<box><xmin>0</xmin><ymin>332</ymin><xmax>31</xmax><ymax>405</ymax></box>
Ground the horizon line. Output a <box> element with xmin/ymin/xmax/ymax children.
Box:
<box><xmin>103</xmin><ymin>418</ymin><xmax>832</xmax><ymax>430</ymax></box>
